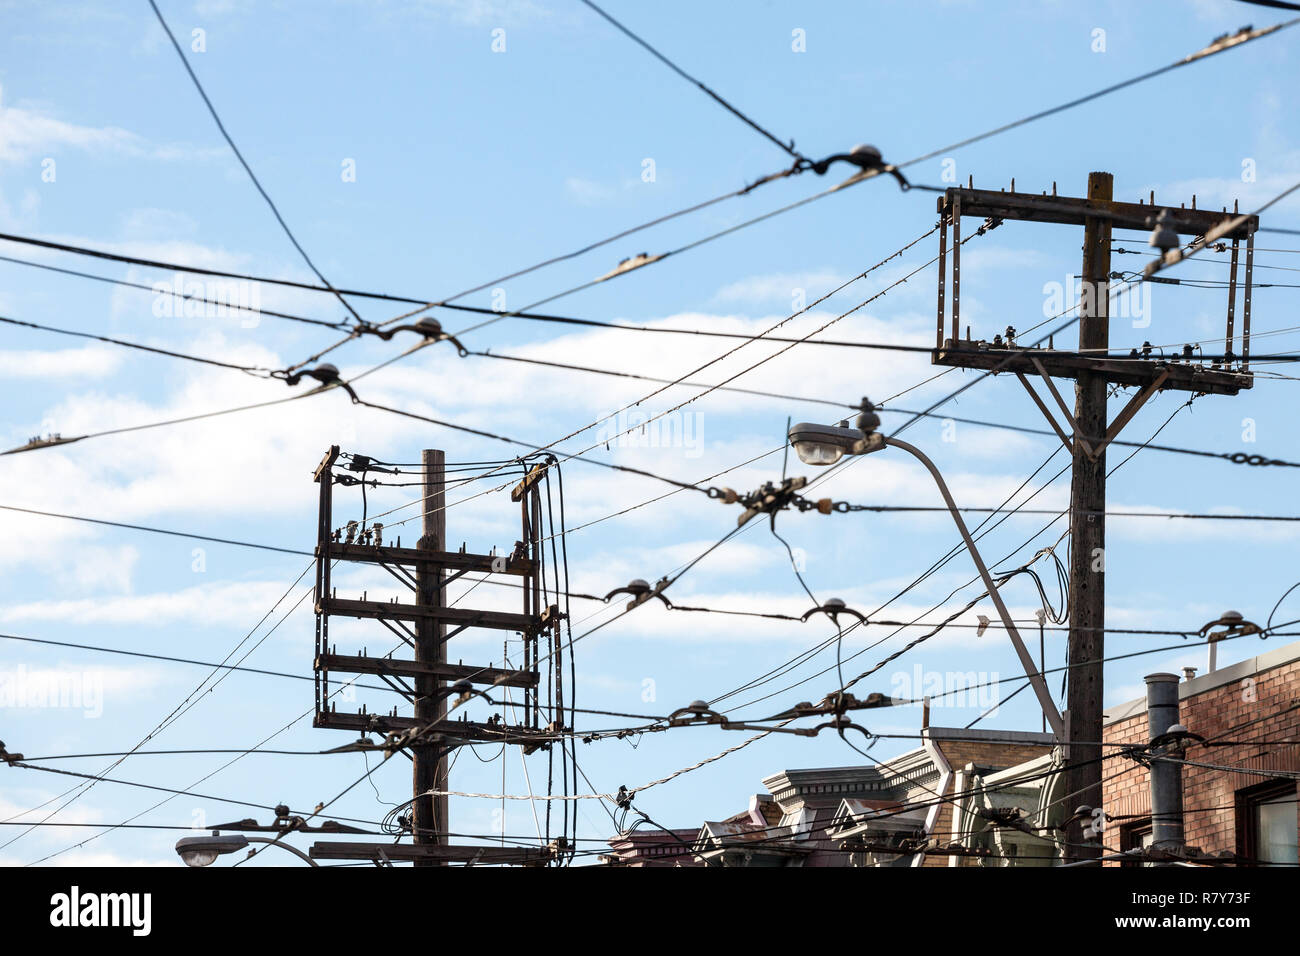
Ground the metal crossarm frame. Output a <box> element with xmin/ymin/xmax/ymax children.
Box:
<box><xmin>931</xmin><ymin>185</ymin><xmax>1256</xmax><ymax>398</ymax></box>
<box><xmin>310</xmin><ymin>446</ymin><xmax>557</xmax><ymax>737</ymax></box>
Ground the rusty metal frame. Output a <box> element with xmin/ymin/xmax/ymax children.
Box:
<box><xmin>311</xmin><ymin>447</ymin><xmax>551</xmax><ymax>736</ymax></box>
<box><xmin>932</xmin><ymin>186</ymin><xmax>1256</xmax><ymax>397</ymax></box>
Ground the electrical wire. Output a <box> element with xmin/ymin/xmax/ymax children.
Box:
<box><xmin>577</xmin><ymin>0</ymin><xmax>806</xmax><ymax>162</ymax></box>
<box><xmin>0</xmin><ymin>252</ymin><xmax>349</xmax><ymax>329</ymax></box>
<box><xmin>0</xmin><ymin>314</ymin><xmax>278</xmax><ymax>375</ymax></box>
<box><xmin>146</xmin><ymin>0</ymin><xmax>363</xmax><ymax>325</ymax></box>
<box><xmin>895</xmin><ymin>19</ymin><xmax>1300</xmax><ymax>170</ymax></box>
<box><xmin>0</xmin><ymin>503</ymin><xmax>313</xmax><ymax>556</ymax></box>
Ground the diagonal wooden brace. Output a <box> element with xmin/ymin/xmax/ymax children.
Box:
<box><xmin>1030</xmin><ymin>356</ymin><xmax>1096</xmax><ymax>459</ymax></box>
<box><xmin>1091</xmin><ymin>368</ymin><xmax>1170</xmax><ymax>459</ymax></box>
<box><xmin>1018</xmin><ymin>360</ymin><xmax>1171</xmax><ymax>463</ymax></box>
<box><xmin>1016</xmin><ymin>371</ymin><xmax>1076</xmax><ymax>457</ymax></box>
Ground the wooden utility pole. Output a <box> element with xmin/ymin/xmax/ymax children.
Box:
<box><xmin>1064</xmin><ymin>172</ymin><xmax>1112</xmax><ymax>861</ymax></box>
<box><xmin>413</xmin><ymin>448</ymin><xmax>448</xmax><ymax>865</ymax></box>
<box><xmin>309</xmin><ymin>446</ymin><xmax>556</xmax><ymax>865</ymax></box>
<box><xmin>930</xmin><ymin>173</ymin><xmax>1258</xmax><ymax>863</ymax></box>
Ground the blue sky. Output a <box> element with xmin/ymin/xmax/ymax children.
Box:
<box><xmin>1</xmin><ymin>0</ymin><xmax>1298</xmax><ymax>866</ymax></box>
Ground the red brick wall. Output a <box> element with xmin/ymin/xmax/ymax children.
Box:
<box><xmin>1101</xmin><ymin>660</ymin><xmax>1300</xmax><ymax>864</ymax></box>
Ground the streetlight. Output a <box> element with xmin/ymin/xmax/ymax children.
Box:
<box><xmin>175</xmin><ymin>832</ymin><xmax>318</xmax><ymax>867</ymax></box>
<box><xmin>1197</xmin><ymin>610</ymin><xmax>1263</xmax><ymax>674</ymax></box>
<box><xmin>788</xmin><ymin>400</ymin><xmax>1065</xmax><ymax>738</ymax></box>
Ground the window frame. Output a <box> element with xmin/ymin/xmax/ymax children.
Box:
<box><xmin>1119</xmin><ymin>819</ymin><xmax>1153</xmax><ymax>867</ymax></box>
<box><xmin>1235</xmin><ymin>779</ymin><xmax>1298</xmax><ymax>867</ymax></box>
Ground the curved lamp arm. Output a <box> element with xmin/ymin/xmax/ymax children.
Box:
<box><xmin>244</xmin><ymin>836</ymin><xmax>319</xmax><ymax>867</ymax></box>
<box><xmin>884</xmin><ymin>436</ymin><xmax>1065</xmax><ymax>739</ymax></box>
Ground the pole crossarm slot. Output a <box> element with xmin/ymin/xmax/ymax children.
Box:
<box><xmin>308</xmin><ymin>841</ymin><xmax>554</xmax><ymax>865</ymax></box>
<box><xmin>312</xmin><ymin>708</ymin><xmax>553</xmax><ymax>746</ymax></box>
<box><xmin>314</xmin><ymin>653</ymin><xmax>540</xmax><ymax>688</ymax></box>
<box><xmin>316</xmin><ymin>597</ymin><xmax>544</xmax><ymax>634</ymax></box>
<box><xmin>327</xmin><ymin>542</ymin><xmax>537</xmax><ymax>576</ymax></box>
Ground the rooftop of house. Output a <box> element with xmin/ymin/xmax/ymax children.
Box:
<box><xmin>762</xmin><ymin>725</ymin><xmax>1057</xmax><ymax>800</ymax></box>
<box><xmin>1103</xmin><ymin>636</ymin><xmax>1300</xmax><ymax>726</ymax></box>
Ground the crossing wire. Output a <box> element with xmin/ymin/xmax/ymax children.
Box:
<box><xmin>895</xmin><ymin>19</ymin><xmax>1300</xmax><ymax>170</ymax></box>
<box><xmin>146</xmin><ymin>0</ymin><xmax>363</xmax><ymax>325</ymax></box>
<box><xmin>0</xmin><ymin>252</ymin><xmax>350</xmax><ymax>329</ymax></box>
<box><xmin>577</xmin><ymin>0</ymin><xmax>807</xmax><ymax>162</ymax></box>
<box><xmin>0</xmin><ymin>314</ymin><xmax>279</xmax><ymax>376</ymax></box>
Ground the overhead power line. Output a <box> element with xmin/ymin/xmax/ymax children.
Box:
<box><xmin>339</xmin><ymin>223</ymin><xmax>956</xmax><ymax>536</ymax></box>
<box><xmin>0</xmin><ymin>631</ymin><xmax>667</xmax><ymax>723</ymax></box>
<box><xmin>0</xmin><ymin>503</ymin><xmax>312</xmax><ymax>556</ymax></box>
<box><xmin>146</xmin><ymin>0</ymin><xmax>363</xmax><ymax>325</ymax></box>
<box><xmin>577</xmin><ymin>0</ymin><xmax>806</xmax><ymax>161</ymax></box>
<box><xmin>0</xmin><ymin>252</ymin><xmax>350</xmax><ymax>329</ymax></box>
<box><xmin>896</xmin><ymin>19</ymin><xmax>1300</xmax><ymax>169</ymax></box>
<box><xmin>0</xmin><ymin>385</ymin><xmax>331</xmax><ymax>457</ymax></box>
<box><xmin>1232</xmin><ymin>0</ymin><xmax>1300</xmax><ymax>12</ymax></box>
<box><xmin>825</xmin><ymin>503</ymin><xmax>1300</xmax><ymax>522</ymax></box>
<box><xmin>435</xmin><ymin>175</ymin><xmax>896</xmax><ymax>341</ymax></box>
<box><xmin>0</xmin><ymin>314</ymin><xmax>278</xmax><ymax>376</ymax></box>
<box><xmin>4</xmin><ymin>16</ymin><xmax>1285</xmax><ymax>380</ymax></box>
<box><xmin>708</xmin><ymin>401</ymin><xmax>1165</xmax><ymax>713</ymax></box>
<box><xmin>462</xmin><ymin>350</ymin><xmax>1300</xmax><ymax>469</ymax></box>
<box><xmin>0</xmin><ymin>230</ymin><xmax>422</xmax><ymax>303</ymax></box>
<box><xmin>0</xmin><ymin>631</ymin><xmax>380</xmax><ymax>691</ymax></box>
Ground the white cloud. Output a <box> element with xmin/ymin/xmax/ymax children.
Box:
<box><xmin>1151</xmin><ymin>152</ymin><xmax>1300</xmax><ymax>221</ymax></box>
<box><xmin>0</xmin><ymin>794</ymin><xmax>104</xmax><ymax>827</ymax></box>
<box><xmin>0</xmin><ymin>579</ymin><xmax>312</xmax><ymax>627</ymax></box>
<box><xmin>0</xmin><ymin>97</ymin><xmax>138</xmax><ymax>165</ymax></box>
<box><xmin>0</xmin><ymin>90</ymin><xmax>223</xmax><ymax>167</ymax></box>
<box><xmin>564</xmin><ymin>177</ymin><xmax>615</xmax><ymax>206</ymax></box>
<box><xmin>713</xmin><ymin>271</ymin><xmax>851</xmax><ymax>306</ymax></box>
<box><xmin>0</xmin><ymin>346</ymin><xmax>121</xmax><ymax>380</ymax></box>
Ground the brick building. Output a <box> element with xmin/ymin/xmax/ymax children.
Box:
<box><xmin>602</xmin><ymin>643</ymin><xmax>1300</xmax><ymax>867</ymax></box>
<box><xmin>1100</xmin><ymin>641</ymin><xmax>1300</xmax><ymax>866</ymax></box>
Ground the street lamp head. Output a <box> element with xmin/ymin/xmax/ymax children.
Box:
<box><xmin>175</xmin><ymin>833</ymin><xmax>249</xmax><ymax>867</ymax></box>
<box><xmin>787</xmin><ymin>421</ymin><xmax>865</xmax><ymax>465</ymax></box>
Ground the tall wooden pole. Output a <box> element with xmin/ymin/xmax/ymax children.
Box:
<box><xmin>1065</xmin><ymin>172</ymin><xmax>1112</xmax><ymax>860</ymax></box>
<box><xmin>413</xmin><ymin>448</ymin><xmax>448</xmax><ymax>865</ymax></box>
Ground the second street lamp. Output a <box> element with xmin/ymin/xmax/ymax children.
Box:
<box><xmin>788</xmin><ymin>401</ymin><xmax>1065</xmax><ymax>738</ymax></box>
<box><xmin>175</xmin><ymin>833</ymin><xmax>318</xmax><ymax>867</ymax></box>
